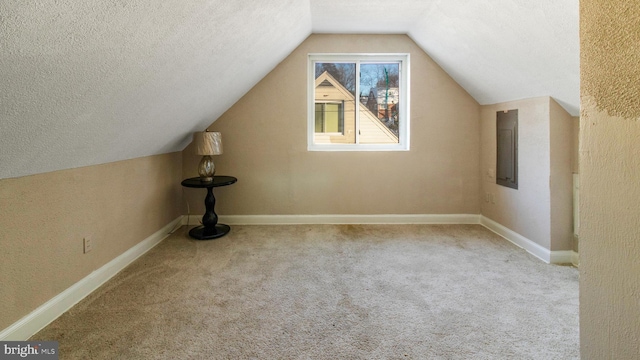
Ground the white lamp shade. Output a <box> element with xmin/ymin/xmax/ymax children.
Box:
<box><xmin>194</xmin><ymin>131</ymin><xmax>223</xmax><ymax>156</ymax></box>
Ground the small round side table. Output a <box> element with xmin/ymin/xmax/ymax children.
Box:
<box><xmin>181</xmin><ymin>176</ymin><xmax>237</xmax><ymax>240</ymax></box>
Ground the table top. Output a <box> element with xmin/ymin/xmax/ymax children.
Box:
<box><xmin>181</xmin><ymin>176</ymin><xmax>237</xmax><ymax>188</ymax></box>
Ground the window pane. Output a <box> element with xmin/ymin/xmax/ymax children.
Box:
<box><xmin>359</xmin><ymin>63</ymin><xmax>400</xmax><ymax>144</ymax></box>
<box><xmin>314</xmin><ymin>62</ymin><xmax>356</xmax><ymax>143</ymax></box>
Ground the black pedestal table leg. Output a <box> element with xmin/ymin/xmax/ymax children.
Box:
<box><xmin>202</xmin><ymin>186</ymin><xmax>218</xmax><ymax>227</ymax></box>
<box><xmin>188</xmin><ymin>185</ymin><xmax>230</xmax><ymax>240</ymax></box>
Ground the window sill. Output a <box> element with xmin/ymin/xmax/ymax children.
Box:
<box><xmin>308</xmin><ymin>143</ymin><xmax>409</xmax><ymax>152</ymax></box>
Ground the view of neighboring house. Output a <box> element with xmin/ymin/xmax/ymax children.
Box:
<box><xmin>314</xmin><ymin>71</ymin><xmax>398</xmax><ymax>144</ymax></box>
<box><xmin>362</xmin><ymin>87</ymin><xmax>400</xmax><ymax>135</ymax></box>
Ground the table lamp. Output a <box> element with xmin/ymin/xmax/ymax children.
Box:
<box><xmin>193</xmin><ymin>131</ymin><xmax>223</xmax><ymax>182</ymax></box>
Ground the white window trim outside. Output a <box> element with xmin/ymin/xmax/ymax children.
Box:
<box><xmin>308</xmin><ymin>53</ymin><xmax>410</xmax><ymax>151</ymax></box>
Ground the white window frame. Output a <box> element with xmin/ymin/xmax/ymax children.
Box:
<box><xmin>307</xmin><ymin>53</ymin><xmax>410</xmax><ymax>151</ymax></box>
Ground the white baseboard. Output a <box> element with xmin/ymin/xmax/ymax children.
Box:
<box><xmin>216</xmin><ymin>214</ymin><xmax>481</xmax><ymax>225</ymax></box>
<box><xmin>480</xmin><ymin>216</ymin><xmax>552</xmax><ymax>263</ymax></box>
<box><xmin>571</xmin><ymin>251</ymin><xmax>579</xmax><ymax>267</ymax></box>
<box><xmin>550</xmin><ymin>251</ymin><xmax>575</xmax><ymax>265</ymax></box>
<box><xmin>0</xmin><ymin>216</ymin><xmax>183</xmax><ymax>341</ymax></box>
<box><xmin>480</xmin><ymin>216</ymin><xmax>578</xmax><ymax>266</ymax></box>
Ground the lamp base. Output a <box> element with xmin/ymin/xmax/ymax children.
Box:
<box><xmin>198</xmin><ymin>155</ymin><xmax>215</xmax><ymax>182</ymax></box>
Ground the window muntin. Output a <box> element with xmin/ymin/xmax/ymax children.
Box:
<box><xmin>308</xmin><ymin>54</ymin><xmax>410</xmax><ymax>151</ymax></box>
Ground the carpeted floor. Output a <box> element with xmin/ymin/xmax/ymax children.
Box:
<box><xmin>32</xmin><ymin>224</ymin><xmax>579</xmax><ymax>359</ymax></box>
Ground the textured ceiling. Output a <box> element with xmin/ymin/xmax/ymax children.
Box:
<box><xmin>0</xmin><ymin>0</ymin><xmax>578</xmax><ymax>179</ymax></box>
<box><xmin>311</xmin><ymin>0</ymin><xmax>579</xmax><ymax>114</ymax></box>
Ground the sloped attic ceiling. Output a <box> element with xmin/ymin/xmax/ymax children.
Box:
<box><xmin>0</xmin><ymin>0</ymin><xmax>578</xmax><ymax>179</ymax></box>
<box><xmin>312</xmin><ymin>0</ymin><xmax>579</xmax><ymax>113</ymax></box>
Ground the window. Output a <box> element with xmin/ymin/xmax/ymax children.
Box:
<box><xmin>308</xmin><ymin>54</ymin><xmax>410</xmax><ymax>151</ymax></box>
<box><xmin>315</xmin><ymin>102</ymin><xmax>344</xmax><ymax>134</ymax></box>
<box><xmin>496</xmin><ymin>109</ymin><xmax>518</xmax><ymax>189</ymax></box>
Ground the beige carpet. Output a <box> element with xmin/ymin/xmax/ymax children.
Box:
<box><xmin>32</xmin><ymin>224</ymin><xmax>579</xmax><ymax>359</ymax></box>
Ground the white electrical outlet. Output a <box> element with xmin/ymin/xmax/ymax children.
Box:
<box><xmin>83</xmin><ymin>236</ymin><xmax>93</xmax><ymax>253</ymax></box>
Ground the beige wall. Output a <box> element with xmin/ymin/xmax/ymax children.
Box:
<box><xmin>580</xmin><ymin>0</ymin><xmax>640</xmax><ymax>358</ymax></box>
<box><xmin>571</xmin><ymin>115</ymin><xmax>580</xmax><ymax>253</ymax></box>
<box><xmin>183</xmin><ymin>34</ymin><xmax>481</xmax><ymax>216</ymax></box>
<box><xmin>549</xmin><ymin>99</ymin><xmax>574</xmax><ymax>251</ymax></box>
<box><xmin>571</xmin><ymin>116</ymin><xmax>580</xmax><ymax>253</ymax></box>
<box><xmin>0</xmin><ymin>153</ymin><xmax>182</xmax><ymax>331</ymax></box>
<box><xmin>480</xmin><ymin>98</ymin><xmax>552</xmax><ymax>248</ymax></box>
<box><xmin>571</xmin><ymin>116</ymin><xmax>580</xmax><ymax>174</ymax></box>
<box><xmin>480</xmin><ymin>97</ymin><xmax>573</xmax><ymax>251</ymax></box>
